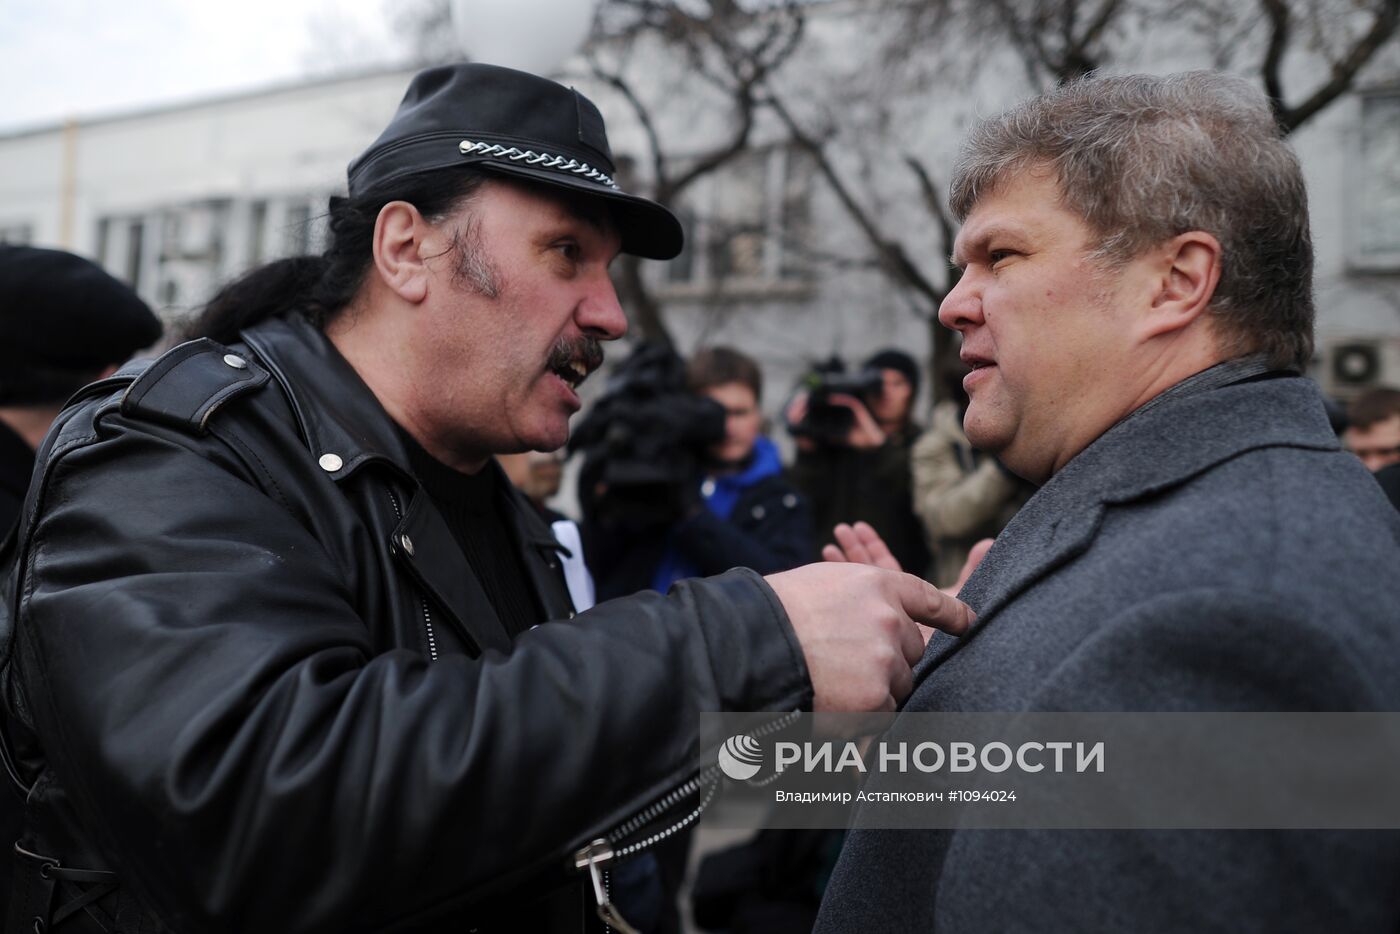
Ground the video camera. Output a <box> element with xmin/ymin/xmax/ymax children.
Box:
<box><xmin>787</xmin><ymin>357</ymin><xmax>884</xmax><ymax>444</ymax></box>
<box><xmin>569</xmin><ymin>342</ymin><xmax>726</xmax><ymax>529</ymax></box>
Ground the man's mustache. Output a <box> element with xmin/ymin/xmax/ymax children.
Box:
<box><xmin>548</xmin><ymin>336</ymin><xmax>604</xmax><ymax>375</ymax></box>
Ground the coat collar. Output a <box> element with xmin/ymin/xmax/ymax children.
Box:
<box><xmin>916</xmin><ymin>359</ymin><xmax>1338</xmax><ymax>680</ymax></box>
<box><xmin>240</xmin><ymin>315</ymin><xmax>417</xmax><ymax>483</ymax></box>
<box><xmin>238</xmin><ymin>315</ymin><xmax>576</xmax><ymax>643</ymax></box>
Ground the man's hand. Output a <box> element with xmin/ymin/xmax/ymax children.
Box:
<box><xmin>824</xmin><ymin>521</ymin><xmax>993</xmax><ymax>597</ymax></box>
<box><xmin>821</xmin><ymin>521</ymin><xmax>902</xmax><ymax>571</ymax></box>
<box><xmin>765</xmin><ymin>563</ymin><xmax>975</xmax><ymax>713</ymax></box>
<box><xmin>785</xmin><ymin>392</ymin><xmax>818</xmax><ymax>452</ymax></box>
<box><xmin>826</xmin><ymin>393</ymin><xmax>886</xmax><ymax>448</ymax></box>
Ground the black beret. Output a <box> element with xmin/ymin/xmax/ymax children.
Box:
<box><xmin>0</xmin><ymin>244</ymin><xmax>162</xmax><ymax>378</ymax></box>
<box><xmin>862</xmin><ymin>348</ymin><xmax>922</xmax><ymax>397</ymax></box>
<box><xmin>348</xmin><ymin>63</ymin><xmax>683</xmax><ymax>260</ymax></box>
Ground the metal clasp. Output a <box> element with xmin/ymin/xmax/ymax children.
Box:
<box><xmin>573</xmin><ymin>839</ymin><xmax>639</xmax><ymax>934</ymax></box>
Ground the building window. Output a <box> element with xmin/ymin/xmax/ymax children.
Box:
<box><xmin>1353</xmin><ymin>91</ymin><xmax>1400</xmax><ymax>270</ymax></box>
<box><xmin>96</xmin><ymin>214</ymin><xmax>147</xmax><ymax>291</ymax></box>
<box><xmin>0</xmin><ymin>223</ymin><xmax>32</xmax><ymax>245</ymax></box>
<box><xmin>248</xmin><ymin>200</ymin><xmax>268</xmax><ymax>265</ymax></box>
<box><xmin>94</xmin><ymin>194</ymin><xmax>329</xmax><ymax>312</ymax></box>
<box><xmin>661</xmin><ymin>146</ymin><xmax>814</xmax><ymax>294</ymax></box>
<box><xmin>284</xmin><ymin>201</ymin><xmax>313</xmax><ymax>255</ymax></box>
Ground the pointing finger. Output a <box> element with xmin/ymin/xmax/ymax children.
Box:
<box><xmin>892</xmin><ymin>572</ymin><xmax>976</xmax><ymax>637</ymax></box>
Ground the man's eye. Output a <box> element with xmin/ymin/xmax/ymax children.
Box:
<box><xmin>989</xmin><ymin>250</ymin><xmax>1016</xmax><ymax>267</ymax></box>
<box><xmin>555</xmin><ymin>241</ymin><xmax>581</xmax><ymax>263</ymax></box>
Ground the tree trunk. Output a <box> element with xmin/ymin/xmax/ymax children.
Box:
<box><xmin>614</xmin><ymin>253</ymin><xmax>673</xmax><ymax>347</ymax></box>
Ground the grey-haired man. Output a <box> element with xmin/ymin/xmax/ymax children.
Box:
<box><xmin>818</xmin><ymin>72</ymin><xmax>1400</xmax><ymax>932</ymax></box>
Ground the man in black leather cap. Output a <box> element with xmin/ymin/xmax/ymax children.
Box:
<box><xmin>0</xmin><ymin>246</ymin><xmax>163</xmax><ymax>535</ymax></box>
<box><xmin>0</xmin><ymin>64</ymin><xmax>972</xmax><ymax>933</ymax></box>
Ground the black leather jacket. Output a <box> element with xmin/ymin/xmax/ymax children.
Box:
<box><xmin>0</xmin><ymin>316</ymin><xmax>812</xmax><ymax>933</ymax></box>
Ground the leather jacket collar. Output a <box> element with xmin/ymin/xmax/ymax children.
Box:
<box><xmin>240</xmin><ymin>315</ymin><xmax>417</xmax><ymax>484</ymax></box>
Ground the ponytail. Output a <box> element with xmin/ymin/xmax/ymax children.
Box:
<box><xmin>182</xmin><ymin>256</ymin><xmax>328</xmax><ymax>343</ymax></box>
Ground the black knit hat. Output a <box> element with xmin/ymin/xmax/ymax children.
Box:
<box><xmin>348</xmin><ymin>63</ymin><xmax>683</xmax><ymax>260</ymax></box>
<box><xmin>862</xmin><ymin>348</ymin><xmax>921</xmax><ymax>398</ymax></box>
<box><xmin>0</xmin><ymin>245</ymin><xmax>162</xmax><ymax>405</ymax></box>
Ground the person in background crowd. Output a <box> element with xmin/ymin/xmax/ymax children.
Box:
<box><xmin>1343</xmin><ymin>386</ymin><xmax>1400</xmax><ymax>473</ymax></box>
<box><xmin>788</xmin><ymin>348</ymin><xmax>932</xmax><ymax>575</ymax></box>
<box><xmin>911</xmin><ymin>358</ymin><xmax>1035</xmax><ymax>587</ymax></box>
<box><xmin>1343</xmin><ymin>387</ymin><xmax>1400</xmax><ymax>510</ymax></box>
<box><xmin>609</xmin><ymin>345</ymin><xmax>816</xmax><ymax>932</ymax></box>
<box><xmin>498</xmin><ymin>450</ymin><xmax>567</xmax><ymax>522</ymax></box>
<box><xmin>0</xmin><ymin>246</ymin><xmax>163</xmax><ymax>535</ymax></box>
<box><xmin>586</xmin><ymin>346</ymin><xmax>814</xmax><ymax>604</ymax></box>
<box><xmin>0</xmin><ymin>244</ymin><xmax>162</xmax><ymax>927</ymax></box>
<box><xmin>499</xmin><ymin>449</ymin><xmax>597</xmax><ymax>616</ymax></box>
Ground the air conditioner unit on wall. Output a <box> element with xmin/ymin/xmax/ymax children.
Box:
<box><xmin>1323</xmin><ymin>338</ymin><xmax>1400</xmax><ymax>399</ymax></box>
<box><xmin>1332</xmin><ymin>342</ymin><xmax>1382</xmax><ymax>387</ymax></box>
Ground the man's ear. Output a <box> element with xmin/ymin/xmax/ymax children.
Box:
<box><xmin>371</xmin><ymin>201</ymin><xmax>434</xmax><ymax>304</ymax></box>
<box><xmin>1140</xmin><ymin>231</ymin><xmax>1222</xmax><ymax>340</ymax></box>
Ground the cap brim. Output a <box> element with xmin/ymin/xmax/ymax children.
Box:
<box><xmin>473</xmin><ymin>162</ymin><xmax>684</xmax><ymax>261</ymax></box>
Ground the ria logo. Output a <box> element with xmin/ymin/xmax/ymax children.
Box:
<box><xmin>718</xmin><ymin>734</ymin><xmax>764</xmax><ymax>781</ymax></box>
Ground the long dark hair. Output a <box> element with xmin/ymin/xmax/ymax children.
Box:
<box><xmin>183</xmin><ymin>170</ymin><xmax>487</xmax><ymax>344</ymax></box>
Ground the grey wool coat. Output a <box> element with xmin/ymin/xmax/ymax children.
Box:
<box><xmin>816</xmin><ymin>362</ymin><xmax>1400</xmax><ymax>933</ymax></box>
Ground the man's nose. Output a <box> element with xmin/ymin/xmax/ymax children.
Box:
<box><xmin>578</xmin><ymin>272</ymin><xmax>628</xmax><ymax>340</ymax></box>
<box><xmin>938</xmin><ymin>275</ymin><xmax>984</xmax><ymax>333</ymax></box>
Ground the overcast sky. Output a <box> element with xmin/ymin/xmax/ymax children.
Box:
<box><xmin>0</xmin><ymin>0</ymin><xmax>403</xmax><ymax>133</ymax></box>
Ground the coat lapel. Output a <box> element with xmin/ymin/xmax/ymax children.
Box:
<box><xmin>501</xmin><ymin>485</ymin><xmax>578</xmax><ymax>621</ymax></box>
<box><xmin>915</xmin><ymin>483</ymin><xmax>1105</xmax><ymax>678</ymax></box>
<box><xmin>913</xmin><ymin>366</ymin><xmax>1337</xmax><ymax>687</ymax></box>
<box><xmin>393</xmin><ymin>490</ymin><xmax>514</xmax><ymax>654</ymax></box>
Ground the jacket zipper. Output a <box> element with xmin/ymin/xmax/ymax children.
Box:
<box><xmin>573</xmin><ymin>709</ymin><xmax>802</xmax><ymax>931</ymax></box>
<box><xmin>388</xmin><ymin>489</ymin><xmax>439</xmax><ymax>662</ymax></box>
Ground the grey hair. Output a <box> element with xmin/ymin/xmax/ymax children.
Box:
<box><xmin>446</xmin><ymin>213</ymin><xmax>501</xmax><ymax>299</ymax></box>
<box><xmin>949</xmin><ymin>71</ymin><xmax>1314</xmax><ymax>370</ymax></box>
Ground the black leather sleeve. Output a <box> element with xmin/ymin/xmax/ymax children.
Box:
<box><xmin>12</xmin><ymin>412</ymin><xmax>812</xmax><ymax>932</ymax></box>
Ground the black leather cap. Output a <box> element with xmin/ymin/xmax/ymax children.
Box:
<box><xmin>0</xmin><ymin>245</ymin><xmax>162</xmax><ymax>373</ymax></box>
<box><xmin>348</xmin><ymin>63</ymin><xmax>683</xmax><ymax>260</ymax></box>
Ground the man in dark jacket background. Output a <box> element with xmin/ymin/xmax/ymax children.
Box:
<box><xmin>0</xmin><ymin>64</ymin><xmax>972</xmax><ymax>934</ymax></box>
<box><xmin>586</xmin><ymin>345</ymin><xmax>814</xmax><ymax>602</ymax></box>
<box><xmin>789</xmin><ymin>348</ymin><xmax>932</xmax><ymax>576</ymax></box>
<box><xmin>0</xmin><ymin>246</ymin><xmax>163</xmax><ymax>536</ymax></box>
<box><xmin>582</xmin><ymin>344</ymin><xmax>815</xmax><ymax>931</ymax></box>
<box><xmin>0</xmin><ymin>244</ymin><xmax>162</xmax><ymax>928</ymax></box>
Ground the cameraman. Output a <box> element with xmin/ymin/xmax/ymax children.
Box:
<box><xmin>578</xmin><ymin>345</ymin><xmax>814</xmax><ymax>931</ymax></box>
<box><xmin>787</xmin><ymin>349</ymin><xmax>932</xmax><ymax>576</ymax></box>
<box><xmin>584</xmin><ymin>346</ymin><xmax>815</xmax><ymax>602</ymax></box>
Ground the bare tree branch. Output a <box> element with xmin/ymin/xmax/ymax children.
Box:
<box><xmin>1277</xmin><ymin>0</ymin><xmax>1400</xmax><ymax>132</ymax></box>
<box><xmin>903</xmin><ymin>155</ymin><xmax>959</xmax><ymax>291</ymax></box>
<box><xmin>903</xmin><ymin>154</ymin><xmax>963</xmax><ymax>385</ymax></box>
<box><xmin>1080</xmin><ymin>0</ymin><xmax>1124</xmax><ymax>54</ymax></box>
<box><xmin>767</xmin><ymin>92</ymin><xmax>944</xmax><ymax>311</ymax></box>
<box><xmin>587</xmin><ymin>55</ymin><xmax>669</xmax><ymax>191</ymax></box>
<box><xmin>1260</xmin><ymin>0</ymin><xmax>1292</xmax><ymax>124</ymax></box>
